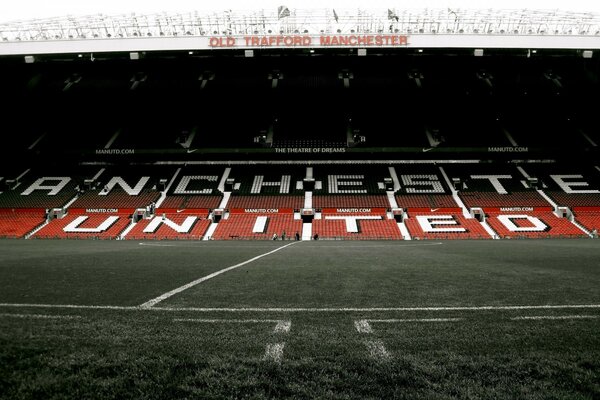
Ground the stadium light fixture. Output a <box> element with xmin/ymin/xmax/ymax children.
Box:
<box><xmin>244</xmin><ymin>49</ymin><xmax>254</xmax><ymax>57</ymax></box>
<box><xmin>357</xmin><ymin>48</ymin><xmax>367</xmax><ymax>56</ymax></box>
<box><xmin>130</xmin><ymin>52</ymin><xmax>140</xmax><ymax>60</ymax></box>
<box><xmin>474</xmin><ymin>48</ymin><xmax>484</xmax><ymax>56</ymax></box>
<box><xmin>583</xmin><ymin>50</ymin><xmax>593</xmax><ymax>58</ymax></box>
<box><xmin>24</xmin><ymin>55</ymin><xmax>35</xmax><ymax>63</ymax></box>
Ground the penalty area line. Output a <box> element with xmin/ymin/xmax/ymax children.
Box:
<box><xmin>139</xmin><ymin>241</ymin><xmax>300</xmax><ymax>309</ymax></box>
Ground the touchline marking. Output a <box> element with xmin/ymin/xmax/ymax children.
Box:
<box><xmin>139</xmin><ymin>241</ymin><xmax>299</xmax><ymax>309</ymax></box>
<box><xmin>1</xmin><ymin>303</ymin><xmax>600</xmax><ymax>313</ymax></box>
<box><xmin>149</xmin><ymin>304</ymin><xmax>600</xmax><ymax>312</ymax></box>
<box><xmin>0</xmin><ymin>303</ymin><xmax>134</xmax><ymax>310</ymax></box>
<box><xmin>0</xmin><ymin>313</ymin><xmax>81</xmax><ymax>320</ymax></box>
<box><xmin>138</xmin><ymin>242</ymin><xmax>296</xmax><ymax>249</ymax></box>
<box><xmin>173</xmin><ymin>318</ymin><xmax>288</xmax><ymax>325</ymax></box>
<box><xmin>368</xmin><ymin>318</ymin><xmax>462</xmax><ymax>323</ymax></box>
<box><xmin>511</xmin><ymin>315</ymin><xmax>599</xmax><ymax>320</ymax></box>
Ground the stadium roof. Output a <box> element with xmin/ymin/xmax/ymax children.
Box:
<box><xmin>1</xmin><ymin>8</ymin><xmax>600</xmax><ymax>56</ymax></box>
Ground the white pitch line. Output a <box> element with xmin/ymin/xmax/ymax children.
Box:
<box><xmin>268</xmin><ymin>321</ymin><xmax>291</xmax><ymax>363</ymax></box>
<box><xmin>149</xmin><ymin>304</ymin><xmax>600</xmax><ymax>312</ymax></box>
<box><xmin>368</xmin><ymin>318</ymin><xmax>462</xmax><ymax>323</ymax></box>
<box><xmin>0</xmin><ymin>303</ymin><xmax>134</xmax><ymax>310</ymax></box>
<box><xmin>365</xmin><ymin>340</ymin><xmax>391</xmax><ymax>361</ymax></box>
<box><xmin>174</xmin><ymin>318</ymin><xmax>292</xmax><ymax>333</ymax></box>
<box><xmin>173</xmin><ymin>318</ymin><xmax>284</xmax><ymax>323</ymax></box>
<box><xmin>1</xmin><ymin>303</ymin><xmax>600</xmax><ymax>313</ymax></box>
<box><xmin>264</xmin><ymin>343</ymin><xmax>285</xmax><ymax>363</ymax></box>
<box><xmin>0</xmin><ymin>313</ymin><xmax>81</xmax><ymax>320</ymax></box>
<box><xmin>138</xmin><ymin>243</ymin><xmax>288</xmax><ymax>249</ymax></box>
<box><xmin>174</xmin><ymin>318</ymin><xmax>290</xmax><ymax>363</ymax></box>
<box><xmin>512</xmin><ymin>315</ymin><xmax>599</xmax><ymax>320</ymax></box>
<box><xmin>355</xmin><ymin>319</ymin><xmax>373</xmax><ymax>333</ymax></box>
<box><xmin>355</xmin><ymin>320</ymin><xmax>391</xmax><ymax>361</ymax></box>
<box><xmin>274</xmin><ymin>320</ymin><xmax>291</xmax><ymax>333</ymax></box>
<box><xmin>139</xmin><ymin>241</ymin><xmax>300</xmax><ymax>309</ymax></box>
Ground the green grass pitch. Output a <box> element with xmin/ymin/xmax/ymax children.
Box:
<box><xmin>1</xmin><ymin>239</ymin><xmax>599</xmax><ymax>399</ymax></box>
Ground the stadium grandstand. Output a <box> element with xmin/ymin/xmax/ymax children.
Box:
<box><xmin>2</xmin><ymin>5</ymin><xmax>600</xmax><ymax>399</ymax></box>
<box><xmin>1</xmin><ymin>7</ymin><xmax>599</xmax><ymax>240</ymax></box>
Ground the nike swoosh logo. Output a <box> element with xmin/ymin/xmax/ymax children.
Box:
<box><xmin>430</xmin><ymin>208</ymin><xmax>439</xmax><ymax>212</ymax></box>
<box><xmin>422</xmin><ymin>148</ymin><xmax>433</xmax><ymax>152</ymax></box>
<box><xmin>177</xmin><ymin>209</ymin><xmax>185</xmax><ymax>213</ymax></box>
<box><xmin>186</xmin><ymin>149</ymin><xmax>197</xmax><ymax>153</ymax></box>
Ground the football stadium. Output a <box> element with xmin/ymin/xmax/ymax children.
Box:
<box><xmin>0</xmin><ymin>6</ymin><xmax>599</xmax><ymax>399</ymax></box>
